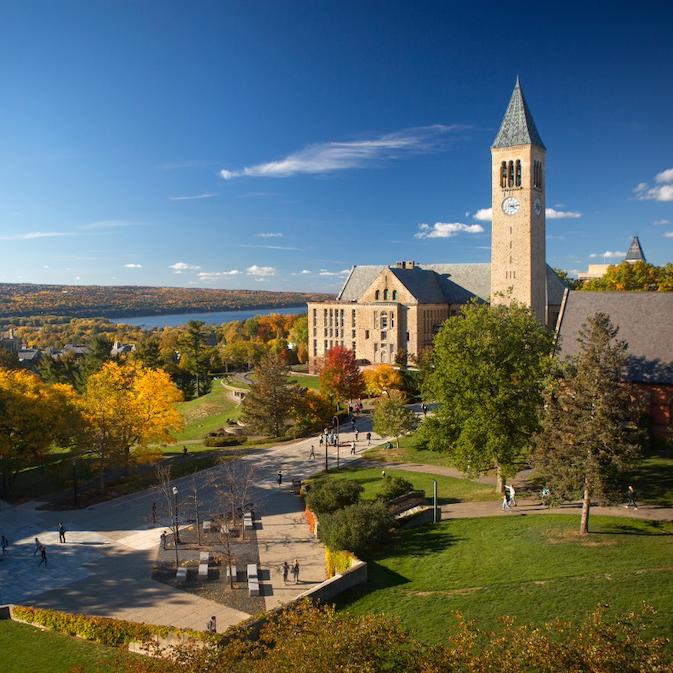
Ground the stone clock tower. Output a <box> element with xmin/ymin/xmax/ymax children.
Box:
<box><xmin>490</xmin><ymin>77</ymin><xmax>546</xmax><ymax>323</ymax></box>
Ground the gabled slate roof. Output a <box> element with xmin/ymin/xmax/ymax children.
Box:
<box><xmin>556</xmin><ymin>291</ymin><xmax>673</xmax><ymax>384</ymax></box>
<box><xmin>493</xmin><ymin>77</ymin><xmax>545</xmax><ymax>150</ymax></box>
<box><xmin>625</xmin><ymin>235</ymin><xmax>646</xmax><ymax>263</ymax></box>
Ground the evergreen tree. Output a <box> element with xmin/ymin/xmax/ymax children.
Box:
<box><xmin>79</xmin><ymin>335</ymin><xmax>113</xmax><ymax>386</ymax></box>
<box><xmin>533</xmin><ymin>313</ymin><xmax>640</xmax><ymax>535</ymax></box>
<box><xmin>178</xmin><ymin>320</ymin><xmax>213</xmax><ymax>397</ymax></box>
<box><xmin>423</xmin><ymin>302</ymin><xmax>554</xmax><ymax>491</ymax></box>
<box><xmin>241</xmin><ymin>352</ymin><xmax>297</xmax><ymax>437</ymax></box>
<box><xmin>132</xmin><ymin>335</ymin><xmax>163</xmax><ymax>370</ymax></box>
<box><xmin>39</xmin><ymin>349</ymin><xmax>83</xmax><ymax>389</ymax></box>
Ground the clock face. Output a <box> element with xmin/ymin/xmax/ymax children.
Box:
<box><xmin>502</xmin><ymin>196</ymin><xmax>520</xmax><ymax>216</ymax></box>
<box><xmin>534</xmin><ymin>198</ymin><xmax>542</xmax><ymax>216</ymax></box>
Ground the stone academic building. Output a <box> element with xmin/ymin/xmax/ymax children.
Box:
<box><xmin>308</xmin><ymin>79</ymin><xmax>566</xmax><ymax>372</ymax></box>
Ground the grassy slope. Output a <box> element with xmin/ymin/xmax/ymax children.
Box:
<box><xmin>336</xmin><ymin>514</ymin><xmax>673</xmax><ymax>642</ymax></box>
<box><xmin>173</xmin><ymin>383</ymin><xmax>241</xmax><ymax>441</ymax></box>
<box><xmin>363</xmin><ymin>432</ymin><xmax>459</xmax><ymax>468</ymax></box>
<box><xmin>0</xmin><ymin>620</ymin><xmax>117</xmax><ymax>673</ymax></box>
<box><xmin>290</xmin><ymin>373</ymin><xmax>320</xmax><ymax>391</ymax></box>
<box><xmin>313</xmin><ymin>465</ymin><xmax>495</xmax><ymax>503</ymax></box>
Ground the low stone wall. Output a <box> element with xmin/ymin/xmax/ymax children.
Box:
<box><xmin>398</xmin><ymin>505</ymin><xmax>442</xmax><ymax>528</ymax></box>
<box><xmin>296</xmin><ymin>560</ymin><xmax>367</xmax><ymax>603</ymax></box>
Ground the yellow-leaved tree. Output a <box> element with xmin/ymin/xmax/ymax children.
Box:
<box><xmin>0</xmin><ymin>369</ymin><xmax>83</xmax><ymax>498</ymax></box>
<box><xmin>363</xmin><ymin>364</ymin><xmax>402</xmax><ymax>397</ymax></box>
<box><xmin>80</xmin><ymin>361</ymin><xmax>184</xmax><ymax>489</ymax></box>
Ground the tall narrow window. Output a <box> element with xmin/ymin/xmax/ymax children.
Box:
<box><xmin>375</xmin><ymin>290</ymin><xmax>380</xmax><ymax>301</ymax></box>
<box><xmin>500</xmin><ymin>161</ymin><xmax>507</xmax><ymax>188</ymax></box>
<box><xmin>392</xmin><ymin>290</ymin><xmax>397</xmax><ymax>301</ymax></box>
<box><xmin>507</xmin><ymin>160</ymin><xmax>514</xmax><ymax>188</ymax></box>
<box><xmin>515</xmin><ymin>159</ymin><xmax>522</xmax><ymax>187</ymax></box>
<box><xmin>383</xmin><ymin>289</ymin><xmax>388</xmax><ymax>301</ymax></box>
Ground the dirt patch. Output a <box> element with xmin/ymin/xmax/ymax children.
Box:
<box><xmin>405</xmin><ymin>586</ymin><xmax>481</xmax><ymax>598</ymax></box>
<box><xmin>545</xmin><ymin>529</ymin><xmax>617</xmax><ymax>547</ymax></box>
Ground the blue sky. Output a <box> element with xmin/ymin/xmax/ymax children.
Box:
<box><xmin>1</xmin><ymin>1</ymin><xmax>672</xmax><ymax>293</ymax></box>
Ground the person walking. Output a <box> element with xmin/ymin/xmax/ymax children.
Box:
<box><xmin>422</xmin><ymin>403</ymin><xmax>428</xmax><ymax>417</ymax></box>
<box><xmin>282</xmin><ymin>560</ymin><xmax>289</xmax><ymax>584</ymax></box>
<box><xmin>309</xmin><ymin>445</ymin><xmax>316</xmax><ymax>461</ymax></box>
<box><xmin>206</xmin><ymin>616</ymin><xmax>217</xmax><ymax>633</ymax></box>
<box><xmin>627</xmin><ymin>485</ymin><xmax>638</xmax><ymax>509</ymax></box>
<box><xmin>350</xmin><ymin>440</ymin><xmax>356</xmax><ymax>455</ymax></box>
<box><xmin>505</xmin><ymin>485</ymin><xmax>517</xmax><ymax>507</ymax></box>
<box><xmin>152</xmin><ymin>501</ymin><xmax>158</xmax><ymax>524</ymax></box>
<box><xmin>366</xmin><ymin>432</ymin><xmax>371</xmax><ymax>447</ymax></box>
<box><xmin>33</xmin><ymin>537</ymin><xmax>41</xmax><ymax>556</ymax></box>
<box><xmin>501</xmin><ymin>491</ymin><xmax>511</xmax><ymax>511</ymax></box>
<box><xmin>381</xmin><ymin>469</ymin><xmax>386</xmax><ymax>479</ymax></box>
<box><xmin>38</xmin><ymin>545</ymin><xmax>48</xmax><ymax>567</ymax></box>
<box><xmin>351</xmin><ymin>419</ymin><xmax>356</xmax><ymax>432</ymax></box>
<box><xmin>161</xmin><ymin>531</ymin><xmax>167</xmax><ymax>550</ymax></box>
<box><xmin>277</xmin><ymin>470</ymin><xmax>283</xmax><ymax>487</ymax></box>
<box><xmin>58</xmin><ymin>522</ymin><xmax>66</xmax><ymax>543</ymax></box>
<box><xmin>292</xmin><ymin>559</ymin><xmax>300</xmax><ymax>584</ymax></box>
<box><xmin>354</xmin><ymin>430</ymin><xmax>359</xmax><ymax>442</ymax></box>
<box><xmin>0</xmin><ymin>534</ymin><xmax>8</xmax><ymax>555</ymax></box>
<box><xmin>319</xmin><ymin>434</ymin><xmax>324</xmax><ymax>448</ymax></box>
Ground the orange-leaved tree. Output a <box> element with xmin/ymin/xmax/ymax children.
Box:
<box><xmin>318</xmin><ymin>345</ymin><xmax>365</xmax><ymax>408</ymax></box>
<box><xmin>80</xmin><ymin>361</ymin><xmax>183</xmax><ymax>488</ymax></box>
<box><xmin>363</xmin><ymin>364</ymin><xmax>402</xmax><ymax>397</ymax></box>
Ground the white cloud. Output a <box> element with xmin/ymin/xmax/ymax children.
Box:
<box><xmin>589</xmin><ymin>251</ymin><xmax>626</xmax><ymax>259</ymax></box>
<box><xmin>664</xmin><ymin>231</ymin><xmax>673</xmax><ymax>239</ymax></box>
<box><xmin>124</xmin><ymin>263</ymin><xmax>143</xmax><ymax>269</ymax></box>
<box><xmin>219</xmin><ymin>124</ymin><xmax>468</xmax><ymax>180</ymax></box>
<box><xmin>471</xmin><ymin>206</ymin><xmax>581</xmax><ymax>221</ymax></box>
<box><xmin>237</xmin><ymin>244</ymin><xmax>302</xmax><ymax>251</ymax></box>
<box><xmin>256</xmin><ymin>232</ymin><xmax>283</xmax><ymax>238</ymax></box>
<box><xmin>634</xmin><ymin>169</ymin><xmax>673</xmax><ymax>201</ymax></box>
<box><xmin>301</xmin><ymin>269</ymin><xmax>312</xmax><ymax>274</ymax></box>
<box><xmin>473</xmin><ymin>208</ymin><xmax>493</xmax><ymax>221</ymax></box>
<box><xmin>654</xmin><ymin>219</ymin><xmax>670</xmax><ymax>225</ymax></box>
<box><xmin>246</xmin><ymin>265</ymin><xmax>276</xmax><ymax>277</ymax></box>
<box><xmin>197</xmin><ymin>270</ymin><xmax>241</xmax><ymax>278</ymax></box>
<box><xmin>0</xmin><ymin>231</ymin><xmax>72</xmax><ymax>241</ymax></box>
<box><xmin>545</xmin><ymin>208</ymin><xmax>581</xmax><ymax>219</ymax></box>
<box><xmin>168</xmin><ymin>193</ymin><xmax>217</xmax><ymax>201</ymax></box>
<box><xmin>415</xmin><ymin>222</ymin><xmax>484</xmax><ymax>239</ymax></box>
<box><xmin>79</xmin><ymin>220</ymin><xmax>142</xmax><ymax>230</ymax></box>
<box><xmin>169</xmin><ymin>261</ymin><xmax>201</xmax><ymax>274</ymax></box>
<box><xmin>318</xmin><ymin>269</ymin><xmax>350</xmax><ymax>276</ymax></box>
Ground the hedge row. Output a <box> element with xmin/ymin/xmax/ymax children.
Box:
<box><xmin>11</xmin><ymin>605</ymin><xmax>219</xmax><ymax>648</ymax></box>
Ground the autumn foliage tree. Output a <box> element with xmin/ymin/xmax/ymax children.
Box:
<box><xmin>581</xmin><ymin>260</ymin><xmax>673</xmax><ymax>292</ymax></box>
<box><xmin>80</xmin><ymin>361</ymin><xmax>184</xmax><ymax>488</ymax></box>
<box><xmin>363</xmin><ymin>364</ymin><xmax>402</xmax><ymax>397</ymax></box>
<box><xmin>319</xmin><ymin>346</ymin><xmax>365</xmax><ymax>407</ymax></box>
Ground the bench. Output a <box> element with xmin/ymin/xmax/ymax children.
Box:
<box><xmin>203</xmin><ymin>520</ymin><xmax>211</xmax><ymax>532</ymax></box>
<box><xmin>198</xmin><ymin>563</ymin><xmax>209</xmax><ymax>579</ymax></box>
<box><xmin>243</xmin><ymin>513</ymin><xmax>254</xmax><ymax>530</ymax></box>
<box><xmin>226</xmin><ymin>564</ymin><xmax>237</xmax><ymax>580</ymax></box>
<box><xmin>247</xmin><ymin>563</ymin><xmax>258</xmax><ymax>580</ymax></box>
<box><xmin>199</xmin><ymin>551</ymin><xmax>210</xmax><ymax>563</ymax></box>
<box><xmin>175</xmin><ymin>567</ymin><xmax>187</xmax><ymax>584</ymax></box>
<box><xmin>248</xmin><ymin>579</ymin><xmax>260</xmax><ymax>596</ymax></box>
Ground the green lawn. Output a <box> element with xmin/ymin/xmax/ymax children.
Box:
<box><xmin>312</xmin><ymin>465</ymin><xmax>495</xmax><ymax>504</ymax></box>
<box><xmin>363</xmin><ymin>431</ymin><xmax>459</xmax><ymax>468</ymax></box>
<box><xmin>627</xmin><ymin>447</ymin><xmax>673</xmax><ymax>507</ymax></box>
<box><xmin>290</xmin><ymin>373</ymin><xmax>321</xmax><ymax>391</ymax></box>
<box><xmin>173</xmin><ymin>383</ymin><xmax>241</xmax><ymax>440</ymax></box>
<box><xmin>0</xmin><ymin>620</ymin><xmax>118</xmax><ymax>673</ymax></box>
<box><xmin>336</xmin><ymin>514</ymin><xmax>673</xmax><ymax>642</ymax></box>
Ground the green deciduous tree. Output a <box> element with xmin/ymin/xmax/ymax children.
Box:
<box><xmin>372</xmin><ymin>389</ymin><xmax>416</xmax><ymax>448</ymax></box>
<box><xmin>423</xmin><ymin>302</ymin><xmax>554</xmax><ymax>491</ymax></box>
<box><xmin>532</xmin><ymin>312</ymin><xmax>640</xmax><ymax>535</ymax></box>
<box><xmin>305</xmin><ymin>479</ymin><xmax>363</xmax><ymax>514</ymax></box>
<box><xmin>240</xmin><ymin>352</ymin><xmax>297</xmax><ymax>437</ymax></box>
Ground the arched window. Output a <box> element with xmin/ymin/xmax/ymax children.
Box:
<box><xmin>375</xmin><ymin>290</ymin><xmax>380</xmax><ymax>300</ymax></box>
<box><xmin>383</xmin><ymin>289</ymin><xmax>388</xmax><ymax>301</ymax></box>
<box><xmin>507</xmin><ymin>160</ymin><xmax>514</xmax><ymax>188</ymax></box>
<box><xmin>500</xmin><ymin>161</ymin><xmax>507</xmax><ymax>188</ymax></box>
<box><xmin>392</xmin><ymin>290</ymin><xmax>397</xmax><ymax>301</ymax></box>
<box><xmin>515</xmin><ymin>160</ymin><xmax>522</xmax><ymax>187</ymax></box>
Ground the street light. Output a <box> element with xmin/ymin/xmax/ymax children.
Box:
<box><xmin>172</xmin><ymin>486</ymin><xmax>180</xmax><ymax>543</ymax></box>
<box><xmin>332</xmin><ymin>415</ymin><xmax>340</xmax><ymax>470</ymax></box>
<box><xmin>72</xmin><ymin>460</ymin><xmax>78</xmax><ymax>508</ymax></box>
<box><xmin>324</xmin><ymin>431</ymin><xmax>329</xmax><ymax>473</ymax></box>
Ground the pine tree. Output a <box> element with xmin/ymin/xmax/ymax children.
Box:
<box><xmin>533</xmin><ymin>312</ymin><xmax>640</xmax><ymax>535</ymax></box>
<box><xmin>178</xmin><ymin>320</ymin><xmax>213</xmax><ymax>397</ymax></box>
<box><xmin>241</xmin><ymin>352</ymin><xmax>297</xmax><ymax>438</ymax></box>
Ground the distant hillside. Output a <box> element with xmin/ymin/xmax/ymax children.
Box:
<box><xmin>0</xmin><ymin>283</ymin><xmax>333</xmax><ymax>319</ymax></box>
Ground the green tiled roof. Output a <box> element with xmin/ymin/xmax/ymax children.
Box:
<box><xmin>493</xmin><ymin>77</ymin><xmax>545</xmax><ymax>149</ymax></box>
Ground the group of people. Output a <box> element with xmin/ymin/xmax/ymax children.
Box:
<box><xmin>501</xmin><ymin>484</ymin><xmax>517</xmax><ymax>511</ymax></box>
<box><xmin>281</xmin><ymin>558</ymin><xmax>301</xmax><ymax>584</ymax></box>
<box><xmin>0</xmin><ymin>522</ymin><xmax>66</xmax><ymax>567</ymax></box>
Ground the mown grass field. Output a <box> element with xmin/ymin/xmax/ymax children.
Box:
<box><xmin>173</xmin><ymin>382</ymin><xmax>241</xmax><ymax>441</ymax></box>
<box><xmin>0</xmin><ymin>620</ymin><xmax>118</xmax><ymax>673</ymax></box>
<box><xmin>312</xmin><ymin>465</ymin><xmax>496</xmax><ymax>504</ymax></box>
<box><xmin>336</xmin><ymin>514</ymin><xmax>673</xmax><ymax>642</ymax></box>
<box><xmin>363</xmin><ymin>431</ymin><xmax>459</xmax><ymax>468</ymax></box>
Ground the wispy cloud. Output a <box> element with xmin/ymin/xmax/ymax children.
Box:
<box><xmin>169</xmin><ymin>261</ymin><xmax>201</xmax><ymax>273</ymax></box>
<box><xmin>124</xmin><ymin>263</ymin><xmax>143</xmax><ymax>269</ymax></box>
<box><xmin>79</xmin><ymin>220</ymin><xmax>144</xmax><ymax>230</ymax></box>
<box><xmin>0</xmin><ymin>231</ymin><xmax>72</xmax><ymax>241</ymax></box>
<box><xmin>237</xmin><ymin>244</ymin><xmax>303</xmax><ymax>251</ymax></box>
<box><xmin>301</xmin><ymin>269</ymin><xmax>312</xmax><ymax>274</ymax></box>
<box><xmin>246</xmin><ymin>265</ymin><xmax>276</xmax><ymax>277</ymax></box>
<box><xmin>256</xmin><ymin>232</ymin><xmax>283</xmax><ymax>238</ymax></box>
<box><xmin>219</xmin><ymin>124</ymin><xmax>469</xmax><ymax>180</ymax></box>
<box><xmin>472</xmin><ymin>206</ymin><xmax>581</xmax><ymax>220</ymax></box>
<box><xmin>415</xmin><ymin>222</ymin><xmax>484</xmax><ymax>239</ymax></box>
<box><xmin>197</xmin><ymin>270</ymin><xmax>241</xmax><ymax>279</ymax></box>
<box><xmin>664</xmin><ymin>231</ymin><xmax>673</xmax><ymax>239</ymax></box>
<box><xmin>589</xmin><ymin>251</ymin><xmax>626</xmax><ymax>259</ymax></box>
<box><xmin>633</xmin><ymin>168</ymin><xmax>673</xmax><ymax>201</ymax></box>
<box><xmin>168</xmin><ymin>193</ymin><xmax>217</xmax><ymax>201</ymax></box>
<box><xmin>654</xmin><ymin>219</ymin><xmax>670</xmax><ymax>225</ymax></box>
<box><xmin>319</xmin><ymin>269</ymin><xmax>350</xmax><ymax>276</ymax></box>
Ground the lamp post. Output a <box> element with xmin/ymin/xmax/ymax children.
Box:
<box><xmin>72</xmin><ymin>460</ymin><xmax>78</xmax><ymax>508</ymax></box>
<box><xmin>324</xmin><ymin>431</ymin><xmax>329</xmax><ymax>473</ymax></box>
<box><xmin>172</xmin><ymin>486</ymin><xmax>180</xmax><ymax>543</ymax></box>
<box><xmin>332</xmin><ymin>415</ymin><xmax>340</xmax><ymax>470</ymax></box>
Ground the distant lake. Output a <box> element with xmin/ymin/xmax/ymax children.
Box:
<box><xmin>110</xmin><ymin>305</ymin><xmax>307</xmax><ymax>329</ymax></box>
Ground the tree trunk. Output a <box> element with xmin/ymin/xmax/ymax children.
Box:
<box><xmin>580</xmin><ymin>479</ymin><xmax>591</xmax><ymax>536</ymax></box>
<box><xmin>396</xmin><ymin>435</ymin><xmax>400</xmax><ymax>449</ymax></box>
<box><xmin>495</xmin><ymin>462</ymin><xmax>504</xmax><ymax>494</ymax></box>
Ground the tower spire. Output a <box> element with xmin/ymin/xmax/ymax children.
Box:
<box><xmin>625</xmin><ymin>235</ymin><xmax>646</xmax><ymax>263</ymax></box>
<box><xmin>493</xmin><ymin>78</ymin><xmax>545</xmax><ymax>149</ymax></box>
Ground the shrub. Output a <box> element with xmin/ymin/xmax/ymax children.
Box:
<box><xmin>378</xmin><ymin>475</ymin><xmax>415</xmax><ymax>501</ymax></box>
<box><xmin>305</xmin><ymin>479</ymin><xmax>363</xmax><ymax>514</ymax></box>
<box><xmin>204</xmin><ymin>435</ymin><xmax>244</xmax><ymax>447</ymax></box>
<box><xmin>325</xmin><ymin>548</ymin><xmax>355</xmax><ymax>577</ymax></box>
<box><xmin>319</xmin><ymin>500</ymin><xmax>394</xmax><ymax>557</ymax></box>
